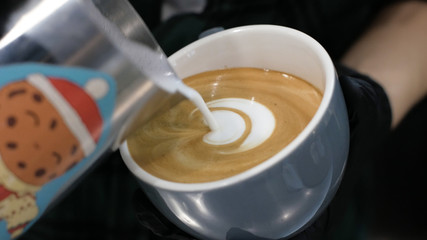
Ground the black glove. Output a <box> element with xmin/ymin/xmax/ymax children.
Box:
<box><xmin>133</xmin><ymin>189</ymin><xmax>198</xmax><ymax>240</ymax></box>
<box><xmin>131</xmin><ymin>63</ymin><xmax>392</xmax><ymax>240</ymax></box>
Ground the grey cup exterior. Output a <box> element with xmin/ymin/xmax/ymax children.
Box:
<box><xmin>121</xmin><ymin>25</ymin><xmax>350</xmax><ymax>239</ymax></box>
<box><xmin>134</xmin><ymin>78</ymin><xmax>349</xmax><ymax>239</ymax></box>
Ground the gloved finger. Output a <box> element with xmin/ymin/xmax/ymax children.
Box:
<box><xmin>323</xmin><ymin>63</ymin><xmax>392</xmax><ymax>239</ymax></box>
<box><xmin>286</xmin><ymin>208</ymin><xmax>329</xmax><ymax>240</ymax></box>
<box><xmin>133</xmin><ymin>189</ymin><xmax>197</xmax><ymax>240</ymax></box>
<box><xmin>336</xmin><ymin>63</ymin><xmax>391</xmax><ymax>154</ymax></box>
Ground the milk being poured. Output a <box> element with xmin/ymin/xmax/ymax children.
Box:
<box><xmin>112</xmin><ymin>32</ymin><xmax>274</xmax><ymax>150</ymax></box>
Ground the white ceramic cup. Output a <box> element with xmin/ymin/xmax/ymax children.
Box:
<box><xmin>120</xmin><ymin>25</ymin><xmax>349</xmax><ymax>239</ymax></box>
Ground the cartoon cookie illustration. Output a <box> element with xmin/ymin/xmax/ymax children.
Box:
<box><xmin>0</xmin><ymin>73</ymin><xmax>108</xmax><ymax>238</ymax></box>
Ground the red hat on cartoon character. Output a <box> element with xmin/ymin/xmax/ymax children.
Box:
<box><xmin>27</xmin><ymin>74</ymin><xmax>109</xmax><ymax>156</ymax></box>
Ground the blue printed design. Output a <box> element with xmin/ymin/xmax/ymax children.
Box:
<box><xmin>0</xmin><ymin>64</ymin><xmax>116</xmax><ymax>239</ymax></box>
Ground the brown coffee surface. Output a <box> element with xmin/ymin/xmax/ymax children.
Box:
<box><xmin>127</xmin><ymin>68</ymin><xmax>322</xmax><ymax>183</ymax></box>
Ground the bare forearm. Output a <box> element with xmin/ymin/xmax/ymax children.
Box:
<box><xmin>342</xmin><ymin>1</ymin><xmax>427</xmax><ymax>128</ymax></box>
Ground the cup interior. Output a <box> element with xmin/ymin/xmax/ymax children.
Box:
<box><xmin>120</xmin><ymin>25</ymin><xmax>336</xmax><ymax>191</ymax></box>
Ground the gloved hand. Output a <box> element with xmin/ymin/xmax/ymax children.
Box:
<box><xmin>132</xmin><ymin>63</ymin><xmax>392</xmax><ymax>240</ymax></box>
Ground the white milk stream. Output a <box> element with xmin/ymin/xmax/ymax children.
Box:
<box><xmin>91</xmin><ymin>6</ymin><xmax>276</xmax><ymax>153</ymax></box>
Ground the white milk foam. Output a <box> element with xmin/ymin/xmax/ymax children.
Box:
<box><xmin>206</xmin><ymin>98</ymin><xmax>276</xmax><ymax>153</ymax></box>
<box><xmin>178</xmin><ymin>83</ymin><xmax>275</xmax><ymax>153</ymax></box>
<box><xmin>202</xmin><ymin>110</ymin><xmax>246</xmax><ymax>145</ymax></box>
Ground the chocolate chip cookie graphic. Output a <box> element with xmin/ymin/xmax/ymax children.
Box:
<box><xmin>0</xmin><ymin>73</ymin><xmax>107</xmax><ymax>238</ymax></box>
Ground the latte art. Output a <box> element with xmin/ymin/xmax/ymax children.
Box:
<box><xmin>202</xmin><ymin>108</ymin><xmax>247</xmax><ymax>146</ymax></box>
<box><xmin>127</xmin><ymin>68</ymin><xmax>322</xmax><ymax>183</ymax></box>
<box><xmin>203</xmin><ymin>98</ymin><xmax>276</xmax><ymax>153</ymax></box>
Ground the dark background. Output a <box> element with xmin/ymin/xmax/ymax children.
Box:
<box><xmin>1</xmin><ymin>0</ymin><xmax>425</xmax><ymax>239</ymax></box>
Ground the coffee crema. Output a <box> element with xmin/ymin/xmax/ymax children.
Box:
<box><xmin>127</xmin><ymin>67</ymin><xmax>322</xmax><ymax>183</ymax></box>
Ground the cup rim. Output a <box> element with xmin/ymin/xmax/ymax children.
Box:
<box><xmin>120</xmin><ymin>24</ymin><xmax>336</xmax><ymax>192</ymax></box>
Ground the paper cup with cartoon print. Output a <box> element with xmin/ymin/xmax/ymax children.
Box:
<box><xmin>0</xmin><ymin>65</ymin><xmax>116</xmax><ymax>238</ymax></box>
<box><xmin>0</xmin><ymin>0</ymin><xmax>182</xmax><ymax>239</ymax></box>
